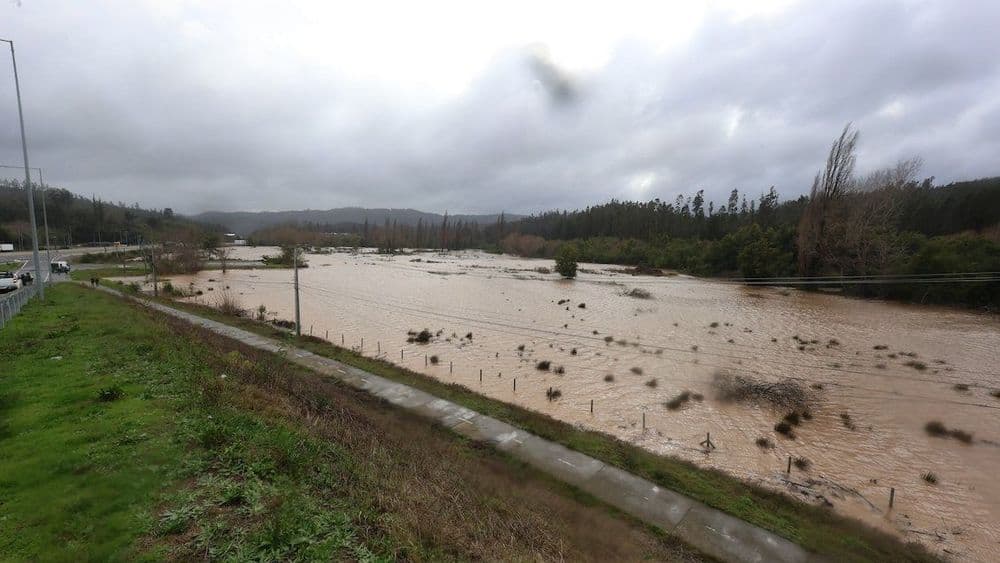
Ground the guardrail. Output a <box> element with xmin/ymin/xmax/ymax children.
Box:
<box><xmin>0</xmin><ymin>283</ymin><xmax>40</xmax><ymax>329</ymax></box>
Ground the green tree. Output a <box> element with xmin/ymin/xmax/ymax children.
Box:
<box><xmin>554</xmin><ymin>243</ymin><xmax>579</xmax><ymax>278</ymax></box>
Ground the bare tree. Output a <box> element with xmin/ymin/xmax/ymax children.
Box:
<box><xmin>214</xmin><ymin>246</ymin><xmax>231</xmax><ymax>273</ymax></box>
<box><xmin>797</xmin><ymin>123</ymin><xmax>860</xmax><ymax>275</ymax></box>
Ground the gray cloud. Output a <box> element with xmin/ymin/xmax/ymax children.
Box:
<box><xmin>1</xmin><ymin>0</ymin><xmax>998</xmax><ymax>215</ymax></box>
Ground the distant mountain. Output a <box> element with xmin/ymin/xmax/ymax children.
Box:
<box><xmin>187</xmin><ymin>207</ymin><xmax>520</xmax><ymax>235</ymax></box>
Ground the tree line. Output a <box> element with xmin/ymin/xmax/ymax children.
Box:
<box><xmin>0</xmin><ymin>178</ymin><xmax>219</xmax><ymax>249</ymax></box>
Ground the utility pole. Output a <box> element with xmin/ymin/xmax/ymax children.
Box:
<box><xmin>38</xmin><ymin>168</ymin><xmax>50</xmax><ymax>272</ymax></box>
<box><xmin>150</xmin><ymin>245</ymin><xmax>158</xmax><ymax>297</ymax></box>
<box><xmin>293</xmin><ymin>246</ymin><xmax>301</xmax><ymax>336</ymax></box>
<box><xmin>2</xmin><ymin>39</ymin><xmax>43</xmax><ymax>298</ymax></box>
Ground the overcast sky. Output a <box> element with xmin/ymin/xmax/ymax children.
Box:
<box><xmin>1</xmin><ymin>0</ymin><xmax>998</xmax><ymax>215</ymax></box>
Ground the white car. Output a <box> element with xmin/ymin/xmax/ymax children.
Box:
<box><xmin>0</xmin><ymin>271</ymin><xmax>22</xmax><ymax>293</ymax></box>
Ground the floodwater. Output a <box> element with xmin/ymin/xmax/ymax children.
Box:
<box><xmin>129</xmin><ymin>248</ymin><xmax>1000</xmax><ymax>560</ymax></box>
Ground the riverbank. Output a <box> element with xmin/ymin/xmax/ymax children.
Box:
<box><xmin>0</xmin><ymin>284</ymin><xmax>705</xmax><ymax>561</ymax></box>
<box><xmin>99</xmin><ymin>276</ymin><xmax>938</xmax><ymax>562</ymax></box>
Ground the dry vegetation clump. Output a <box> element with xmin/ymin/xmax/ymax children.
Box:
<box><xmin>603</xmin><ymin>336</ymin><xmax>614</xmax><ymax>343</ymax></box>
<box><xmin>535</xmin><ymin>360</ymin><xmax>551</xmax><ymax>371</ymax></box>
<box><xmin>407</xmin><ymin>329</ymin><xmax>433</xmax><ymax>344</ymax></box>
<box><xmin>534</xmin><ymin>266</ymin><xmax>551</xmax><ymax>274</ymax></box>
<box><xmin>952</xmin><ymin>383</ymin><xmax>969</xmax><ymax>392</ymax></box>
<box><xmin>991</xmin><ymin>389</ymin><xmax>1000</xmax><ymax>399</ymax></box>
<box><xmin>630</xmin><ymin>367</ymin><xmax>643</xmax><ymax>375</ymax></box>
<box><xmin>664</xmin><ymin>391</ymin><xmax>694</xmax><ymax>410</ymax></box>
<box><xmin>712</xmin><ymin>371</ymin><xmax>812</xmax><ymax>410</ymax></box>
<box><xmin>621</xmin><ymin>287</ymin><xmax>652</xmax><ymax>299</ymax></box>
<box><xmin>755</xmin><ymin>437</ymin><xmax>774</xmax><ymax>449</ymax></box>
<box><xmin>873</xmin><ymin>344</ymin><xmax>888</xmax><ymax>350</ymax></box>
<box><xmin>774</xmin><ymin>421</ymin><xmax>795</xmax><ymax>439</ymax></box>
<box><xmin>554</xmin><ymin>366</ymin><xmax>566</xmax><ymax>375</ymax></box>
<box><xmin>793</xmin><ymin>457</ymin><xmax>811</xmax><ymax>471</ymax></box>
<box><xmin>546</xmin><ymin>387</ymin><xmax>562</xmax><ymax>401</ymax></box>
<box><xmin>840</xmin><ymin>413</ymin><xmax>857</xmax><ymax>431</ymax></box>
<box><xmin>570</xmin><ymin>348</ymin><xmax>577</xmax><ymax>355</ymax></box>
<box><xmin>429</xmin><ymin>355</ymin><xmax>440</xmax><ymax>365</ymax></box>
<box><xmin>921</xmin><ymin>471</ymin><xmax>938</xmax><ymax>484</ymax></box>
<box><xmin>645</xmin><ymin>379</ymin><xmax>658</xmax><ymax>388</ymax></box>
<box><xmin>516</xmin><ymin>344</ymin><xmax>525</xmax><ymax>351</ymax></box>
<box><xmin>215</xmin><ymin>290</ymin><xmax>245</xmax><ymax>317</ymax></box>
<box><xmin>924</xmin><ymin>420</ymin><xmax>973</xmax><ymax>443</ymax></box>
<box><xmin>904</xmin><ymin>360</ymin><xmax>927</xmax><ymax>371</ymax></box>
<box><xmin>578</xmin><ymin>303</ymin><xmax>586</xmax><ymax>309</ymax></box>
<box><xmin>603</xmin><ymin>374</ymin><xmax>615</xmax><ymax>382</ymax></box>
<box><xmin>709</xmin><ymin>322</ymin><xmax>719</xmax><ymax>328</ymax></box>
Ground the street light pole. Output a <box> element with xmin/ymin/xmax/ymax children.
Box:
<box><xmin>2</xmin><ymin>38</ymin><xmax>43</xmax><ymax>298</ymax></box>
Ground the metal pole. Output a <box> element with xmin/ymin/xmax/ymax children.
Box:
<box><xmin>150</xmin><ymin>245</ymin><xmax>158</xmax><ymax>297</ymax></box>
<box><xmin>2</xmin><ymin>39</ymin><xmax>43</xmax><ymax>299</ymax></box>
<box><xmin>293</xmin><ymin>246</ymin><xmax>301</xmax><ymax>337</ymax></box>
<box><xmin>38</xmin><ymin>168</ymin><xmax>50</xmax><ymax>275</ymax></box>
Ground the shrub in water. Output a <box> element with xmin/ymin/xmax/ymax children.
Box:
<box><xmin>774</xmin><ymin>421</ymin><xmax>795</xmax><ymax>438</ymax></box>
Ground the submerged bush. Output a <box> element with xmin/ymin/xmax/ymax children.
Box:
<box><xmin>774</xmin><ymin>421</ymin><xmax>795</xmax><ymax>438</ymax></box>
<box><xmin>925</xmin><ymin>420</ymin><xmax>973</xmax><ymax>443</ymax></box>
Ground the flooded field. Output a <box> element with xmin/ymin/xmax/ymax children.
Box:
<box><xmin>128</xmin><ymin>247</ymin><xmax>1000</xmax><ymax>560</ymax></box>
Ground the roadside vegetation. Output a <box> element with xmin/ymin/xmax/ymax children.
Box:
<box><xmin>0</xmin><ymin>285</ymin><xmax>702</xmax><ymax>561</ymax></box>
<box><xmin>146</xmin><ymin>287</ymin><xmax>937</xmax><ymax>563</ymax></box>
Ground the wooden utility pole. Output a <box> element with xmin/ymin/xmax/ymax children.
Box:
<box><xmin>293</xmin><ymin>246</ymin><xmax>301</xmax><ymax>336</ymax></box>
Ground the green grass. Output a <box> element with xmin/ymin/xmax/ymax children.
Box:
<box><xmin>151</xmin><ymin>293</ymin><xmax>937</xmax><ymax>563</ymax></box>
<box><xmin>1</xmin><ymin>284</ymin><xmax>702</xmax><ymax>562</ymax></box>
<box><xmin>1</xmin><ymin>260</ymin><xmax>23</xmax><ymax>270</ymax></box>
<box><xmin>70</xmin><ymin>266</ymin><xmax>149</xmax><ymax>280</ymax></box>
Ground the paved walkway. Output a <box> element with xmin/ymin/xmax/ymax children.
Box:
<box><xmin>98</xmin><ymin>285</ymin><xmax>818</xmax><ymax>563</ymax></box>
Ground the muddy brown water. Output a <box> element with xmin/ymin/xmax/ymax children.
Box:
<box><xmin>120</xmin><ymin>248</ymin><xmax>1000</xmax><ymax>560</ymax></box>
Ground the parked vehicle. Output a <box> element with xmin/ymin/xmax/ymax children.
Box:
<box><xmin>51</xmin><ymin>261</ymin><xmax>71</xmax><ymax>273</ymax></box>
<box><xmin>0</xmin><ymin>271</ymin><xmax>22</xmax><ymax>293</ymax></box>
<box><xmin>0</xmin><ymin>243</ymin><xmax>13</xmax><ymax>252</ymax></box>
<box><xmin>19</xmin><ymin>272</ymin><xmax>33</xmax><ymax>285</ymax></box>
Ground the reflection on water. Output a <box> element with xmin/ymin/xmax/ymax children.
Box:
<box><xmin>130</xmin><ymin>247</ymin><xmax>1000</xmax><ymax>560</ymax></box>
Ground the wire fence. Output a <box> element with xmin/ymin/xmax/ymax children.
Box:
<box><xmin>0</xmin><ymin>282</ymin><xmax>41</xmax><ymax>329</ymax></box>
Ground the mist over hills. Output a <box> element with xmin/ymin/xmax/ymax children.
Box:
<box><xmin>188</xmin><ymin>208</ymin><xmax>519</xmax><ymax>235</ymax></box>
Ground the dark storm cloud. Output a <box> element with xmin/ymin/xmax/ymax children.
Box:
<box><xmin>1</xmin><ymin>0</ymin><xmax>998</xmax><ymax>215</ymax></box>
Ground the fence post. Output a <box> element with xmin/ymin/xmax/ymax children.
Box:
<box><xmin>787</xmin><ymin>456</ymin><xmax>792</xmax><ymax>474</ymax></box>
<box><xmin>889</xmin><ymin>487</ymin><xmax>895</xmax><ymax>509</ymax></box>
<box><xmin>590</xmin><ymin>399</ymin><xmax>593</xmax><ymax>413</ymax></box>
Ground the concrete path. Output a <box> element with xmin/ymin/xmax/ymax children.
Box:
<box><xmin>98</xmin><ymin>285</ymin><xmax>819</xmax><ymax>563</ymax></box>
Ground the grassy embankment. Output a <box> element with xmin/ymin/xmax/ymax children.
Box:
<box><xmin>0</xmin><ymin>284</ymin><xmax>702</xmax><ymax>561</ymax></box>
<box><xmin>123</xmin><ymin>282</ymin><xmax>939</xmax><ymax>563</ymax></box>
